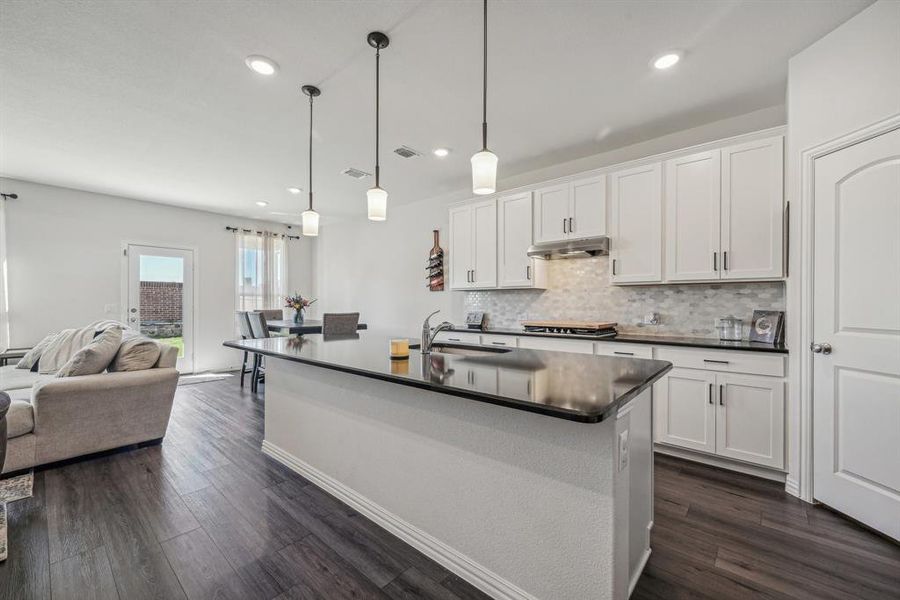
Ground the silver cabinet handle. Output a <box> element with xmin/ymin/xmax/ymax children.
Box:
<box><xmin>708</xmin><ymin>383</ymin><xmax>713</xmax><ymax>405</ymax></box>
<box><xmin>810</xmin><ymin>342</ymin><xmax>832</xmax><ymax>355</ymax></box>
<box><xmin>719</xmin><ymin>384</ymin><xmax>724</xmax><ymax>406</ymax></box>
<box><xmin>491</xmin><ymin>341</ymin><xmax>506</xmax><ymax>346</ymax></box>
<box><xmin>723</xmin><ymin>251</ymin><xmax>729</xmax><ymax>271</ymax></box>
<box><xmin>713</xmin><ymin>251</ymin><xmax>718</xmax><ymax>272</ymax></box>
<box><xmin>611</xmin><ymin>259</ymin><xmax>617</xmax><ymax>276</ymax></box>
<box><xmin>526</xmin><ymin>265</ymin><xmax>531</xmax><ymax>280</ymax></box>
<box><xmin>471</xmin><ymin>269</ymin><xmax>475</xmax><ymax>282</ymax></box>
<box><xmin>613</xmin><ymin>351</ymin><xmax>634</xmax><ymax>356</ymax></box>
<box><xmin>568</xmin><ymin>217</ymin><xmax>574</xmax><ymax>233</ymax></box>
<box><xmin>562</xmin><ymin>218</ymin><xmax>567</xmax><ymax>234</ymax></box>
<box><xmin>448</xmin><ymin>337</ymin><xmax>461</xmax><ymax>342</ymax></box>
<box><xmin>703</xmin><ymin>359</ymin><xmax>730</xmax><ymax>365</ymax></box>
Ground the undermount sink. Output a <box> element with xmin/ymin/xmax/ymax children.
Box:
<box><xmin>431</xmin><ymin>344</ymin><xmax>512</xmax><ymax>356</ymax></box>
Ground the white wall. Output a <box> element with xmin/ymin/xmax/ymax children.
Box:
<box><xmin>1</xmin><ymin>178</ymin><xmax>315</xmax><ymax>371</ymax></box>
<box><xmin>785</xmin><ymin>0</ymin><xmax>900</xmax><ymax>497</ymax></box>
<box><xmin>316</xmin><ymin>106</ymin><xmax>786</xmax><ymax>338</ymax></box>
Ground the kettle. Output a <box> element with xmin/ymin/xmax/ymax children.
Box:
<box><xmin>717</xmin><ymin>316</ymin><xmax>743</xmax><ymax>341</ymax></box>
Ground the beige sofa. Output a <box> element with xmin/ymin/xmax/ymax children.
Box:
<box><xmin>1</xmin><ymin>341</ymin><xmax>179</xmax><ymax>474</ymax></box>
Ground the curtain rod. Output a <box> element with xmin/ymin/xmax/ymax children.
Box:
<box><xmin>225</xmin><ymin>226</ymin><xmax>301</xmax><ymax>240</ymax></box>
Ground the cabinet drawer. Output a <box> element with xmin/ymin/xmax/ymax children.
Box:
<box><xmin>433</xmin><ymin>331</ymin><xmax>482</xmax><ymax>345</ymax></box>
<box><xmin>654</xmin><ymin>347</ymin><xmax>784</xmax><ymax>377</ymax></box>
<box><xmin>518</xmin><ymin>336</ymin><xmax>594</xmax><ymax>355</ymax></box>
<box><xmin>595</xmin><ymin>342</ymin><xmax>653</xmax><ymax>359</ymax></box>
<box><xmin>481</xmin><ymin>334</ymin><xmax>518</xmax><ymax>348</ymax></box>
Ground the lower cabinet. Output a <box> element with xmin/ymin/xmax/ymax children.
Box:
<box><xmin>655</xmin><ymin>368</ymin><xmax>785</xmax><ymax>469</ymax></box>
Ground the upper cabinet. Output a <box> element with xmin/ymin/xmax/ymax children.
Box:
<box><xmin>497</xmin><ymin>192</ymin><xmax>547</xmax><ymax>289</ymax></box>
<box><xmin>609</xmin><ymin>163</ymin><xmax>663</xmax><ymax>284</ymax></box>
<box><xmin>665</xmin><ymin>136</ymin><xmax>784</xmax><ymax>283</ymax></box>
<box><xmin>720</xmin><ymin>136</ymin><xmax>784</xmax><ymax>280</ymax></box>
<box><xmin>449</xmin><ymin>199</ymin><xmax>497</xmax><ymax>290</ymax></box>
<box><xmin>665</xmin><ymin>150</ymin><xmax>722</xmax><ymax>281</ymax></box>
<box><xmin>533</xmin><ymin>175</ymin><xmax>607</xmax><ymax>244</ymax></box>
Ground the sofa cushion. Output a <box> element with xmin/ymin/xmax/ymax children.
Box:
<box><xmin>6</xmin><ymin>398</ymin><xmax>34</xmax><ymax>439</ymax></box>
<box><xmin>15</xmin><ymin>333</ymin><xmax>58</xmax><ymax>370</ymax></box>
<box><xmin>108</xmin><ymin>331</ymin><xmax>161</xmax><ymax>372</ymax></box>
<box><xmin>56</xmin><ymin>328</ymin><xmax>123</xmax><ymax>378</ymax></box>
<box><xmin>0</xmin><ymin>365</ymin><xmax>53</xmax><ymax>392</ymax></box>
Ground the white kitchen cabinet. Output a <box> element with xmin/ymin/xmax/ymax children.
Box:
<box><xmin>721</xmin><ymin>136</ymin><xmax>784</xmax><ymax>280</ymax></box>
<box><xmin>665</xmin><ymin>150</ymin><xmax>722</xmax><ymax>282</ymax></box>
<box><xmin>716</xmin><ymin>373</ymin><xmax>785</xmax><ymax>469</ymax></box>
<box><xmin>594</xmin><ymin>341</ymin><xmax>653</xmax><ymax>359</ymax></box>
<box><xmin>533</xmin><ymin>175</ymin><xmax>606</xmax><ymax>244</ymax></box>
<box><xmin>609</xmin><ymin>163</ymin><xmax>663</xmax><ymax>284</ymax></box>
<box><xmin>497</xmin><ymin>192</ymin><xmax>546</xmax><ymax>289</ymax></box>
<box><xmin>517</xmin><ymin>336</ymin><xmax>594</xmax><ymax>355</ymax></box>
<box><xmin>449</xmin><ymin>199</ymin><xmax>497</xmax><ymax>289</ymax></box>
<box><xmin>654</xmin><ymin>368</ymin><xmax>717</xmax><ymax>454</ymax></box>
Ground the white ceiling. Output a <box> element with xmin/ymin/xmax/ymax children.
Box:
<box><xmin>0</xmin><ymin>0</ymin><xmax>870</xmax><ymax>224</ymax></box>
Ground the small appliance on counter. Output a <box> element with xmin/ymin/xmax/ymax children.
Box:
<box><xmin>464</xmin><ymin>311</ymin><xmax>486</xmax><ymax>330</ymax></box>
<box><xmin>716</xmin><ymin>315</ymin><xmax>744</xmax><ymax>341</ymax></box>
<box><xmin>521</xmin><ymin>320</ymin><xmax>617</xmax><ymax>338</ymax></box>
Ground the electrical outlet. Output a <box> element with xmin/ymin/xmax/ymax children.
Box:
<box><xmin>618</xmin><ymin>430</ymin><xmax>629</xmax><ymax>472</ymax></box>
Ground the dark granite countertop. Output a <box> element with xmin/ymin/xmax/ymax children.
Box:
<box><xmin>224</xmin><ymin>333</ymin><xmax>673</xmax><ymax>424</ymax></box>
<box><xmin>448</xmin><ymin>326</ymin><xmax>789</xmax><ymax>354</ymax></box>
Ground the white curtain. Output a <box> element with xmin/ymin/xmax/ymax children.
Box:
<box><xmin>235</xmin><ymin>230</ymin><xmax>288</xmax><ymax>312</ymax></box>
<box><xmin>0</xmin><ymin>197</ymin><xmax>8</xmax><ymax>351</ymax></box>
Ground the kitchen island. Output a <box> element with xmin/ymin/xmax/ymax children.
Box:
<box><xmin>225</xmin><ymin>333</ymin><xmax>672</xmax><ymax>600</ymax></box>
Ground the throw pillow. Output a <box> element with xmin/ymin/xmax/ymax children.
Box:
<box><xmin>55</xmin><ymin>328</ymin><xmax>123</xmax><ymax>378</ymax></box>
<box><xmin>37</xmin><ymin>325</ymin><xmax>103</xmax><ymax>374</ymax></box>
<box><xmin>15</xmin><ymin>333</ymin><xmax>58</xmax><ymax>370</ymax></box>
<box><xmin>108</xmin><ymin>331</ymin><xmax>161</xmax><ymax>372</ymax></box>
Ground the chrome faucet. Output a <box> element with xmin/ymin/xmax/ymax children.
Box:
<box><xmin>421</xmin><ymin>310</ymin><xmax>454</xmax><ymax>354</ymax></box>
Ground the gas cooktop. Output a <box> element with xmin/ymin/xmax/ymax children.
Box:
<box><xmin>520</xmin><ymin>320</ymin><xmax>618</xmax><ymax>337</ymax></box>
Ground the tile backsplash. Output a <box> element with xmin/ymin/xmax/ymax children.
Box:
<box><xmin>464</xmin><ymin>257</ymin><xmax>785</xmax><ymax>338</ymax></box>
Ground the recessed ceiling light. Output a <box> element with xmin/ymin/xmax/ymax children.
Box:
<box><xmin>255</xmin><ymin>201</ymin><xmax>269</xmax><ymax>207</ymax></box>
<box><xmin>245</xmin><ymin>55</ymin><xmax>278</xmax><ymax>75</ymax></box>
<box><xmin>433</xmin><ymin>148</ymin><xmax>450</xmax><ymax>158</ymax></box>
<box><xmin>287</xmin><ymin>187</ymin><xmax>302</xmax><ymax>194</ymax></box>
<box><xmin>653</xmin><ymin>52</ymin><xmax>681</xmax><ymax>70</ymax></box>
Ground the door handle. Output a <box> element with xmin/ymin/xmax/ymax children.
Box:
<box><xmin>708</xmin><ymin>383</ymin><xmax>713</xmax><ymax>405</ymax></box>
<box><xmin>719</xmin><ymin>384</ymin><xmax>724</xmax><ymax>406</ymax></box>
<box><xmin>130</xmin><ymin>308</ymin><xmax>137</xmax><ymax>313</ymax></box>
<box><xmin>810</xmin><ymin>342</ymin><xmax>832</xmax><ymax>355</ymax></box>
<box><xmin>129</xmin><ymin>317</ymin><xmax>137</xmax><ymax>323</ymax></box>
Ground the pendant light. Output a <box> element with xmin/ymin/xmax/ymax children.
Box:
<box><xmin>367</xmin><ymin>31</ymin><xmax>390</xmax><ymax>221</ymax></box>
<box><xmin>471</xmin><ymin>0</ymin><xmax>498</xmax><ymax>195</ymax></box>
<box><xmin>300</xmin><ymin>85</ymin><xmax>321</xmax><ymax>236</ymax></box>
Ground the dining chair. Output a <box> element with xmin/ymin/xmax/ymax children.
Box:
<box><xmin>260</xmin><ymin>309</ymin><xmax>283</xmax><ymax>321</ymax></box>
<box><xmin>246</xmin><ymin>311</ymin><xmax>270</xmax><ymax>392</ymax></box>
<box><xmin>236</xmin><ymin>311</ymin><xmax>254</xmax><ymax>388</ymax></box>
<box><xmin>322</xmin><ymin>312</ymin><xmax>360</xmax><ymax>337</ymax></box>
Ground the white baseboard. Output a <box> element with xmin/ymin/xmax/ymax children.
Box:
<box><xmin>784</xmin><ymin>476</ymin><xmax>801</xmax><ymax>498</ymax></box>
<box><xmin>261</xmin><ymin>440</ymin><xmax>539</xmax><ymax>600</ymax></box>
<box><xmin>654</xmin><ymin>444</ymin><xmax>786</xmax><ymax>483</ymax></box>
<box><xmin>628</xmin><ymin>548</ymin><xmax>651</xmax><ymax>597</ymax></box>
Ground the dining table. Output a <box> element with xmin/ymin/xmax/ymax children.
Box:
<box><xmin>266</xmin><ymin>319</ymin><xmax>368</xmax><ymax>336</ymax></box>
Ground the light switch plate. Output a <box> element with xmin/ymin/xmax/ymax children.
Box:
<box><xmin>618</xmin><ymin>430</ymin><xmax>629</xmax><ymax>472</ymax></box>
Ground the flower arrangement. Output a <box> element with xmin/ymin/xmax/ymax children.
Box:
<box><xmin>285</xmin><ymin>293</ymin><xmax>317</xmax><ymax>323</ymax></box>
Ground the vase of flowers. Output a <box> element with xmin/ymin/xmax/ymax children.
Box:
<box><xmin>285</xmin><ymin>293</ymin><xmax>316</xmax><ymax>324</ymax></box>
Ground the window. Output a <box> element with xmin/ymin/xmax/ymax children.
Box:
<box><xmin>235</xmin><ymin>232</ymin><xmax>288</xmax><ymax>311</ymax></box>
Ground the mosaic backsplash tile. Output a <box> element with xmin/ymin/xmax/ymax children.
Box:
<box><xmin>464</xmin><ymin>257</ymin><xmax>785</xmax><ymax>338</ymax></box>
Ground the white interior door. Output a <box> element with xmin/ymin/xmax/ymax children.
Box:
<box><xmin>127</xmin><ymin>244</ymin><xmax>195</xmax><ymax>373</ymax></box>
<box><xmin>812</xmin><ymin>126</ymin><xmax>900</xmax><ymax>540</ymax></box>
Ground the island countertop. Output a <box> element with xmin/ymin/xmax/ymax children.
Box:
<box><xmin>225</xmin><ymin>333</ymin><xmax>672</xmax><ymax>423</ymax></box>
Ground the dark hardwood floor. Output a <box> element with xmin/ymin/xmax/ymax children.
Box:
<box><xmin>2</xmin><ymin>377</ymin><xmax>898</xmax><ymax>600</ymax></box>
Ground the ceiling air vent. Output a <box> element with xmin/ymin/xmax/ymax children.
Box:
<box><xmin>341</xmin><ymin>167</ymin><xmax>371</xmax><ymax>179</ymax></box>
<box><xmin>393</xmin><ymin>146</ymin><xmax>422</xmax><ymax>159</ymax></box>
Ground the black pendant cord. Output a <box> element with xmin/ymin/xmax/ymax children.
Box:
<box><xmin>308</xmin><ymin>93</ymin><xmax>314</xmax><ymax>212</ymax></box>
<box><xmin>375</xmin><ymin>46</ymin><xmax>381</xmax><ymax>189</ymax></box>
<box><xmin>481</xmin><ymin>0</ymin><xmax>488</xmax><ymax>152</ymax></box>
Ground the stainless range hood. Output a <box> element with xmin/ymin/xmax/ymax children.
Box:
<box><xmin>527</xmin><ymin>237</ymin><xmax>609</xmax><ymax>260</ymax></box>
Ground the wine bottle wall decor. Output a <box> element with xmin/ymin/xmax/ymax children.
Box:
<box><xmin>427</xmin><ymin>229</ymin><xmax>444</xmax><ymax>291</ymax></box>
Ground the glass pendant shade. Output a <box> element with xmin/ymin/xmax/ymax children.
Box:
<box><xmin>301</xmin><ymin>209</ymin><xmax>319</xmax><ymax>236</ymax></box>
<box><xmin>471</xmin><ymin>149</ymin><xmax>498</xmax><ymax>195</ymax></box>
<box><xmin>367</xmin><ymin>186</ymin><xmax>388</xmax><ymax>221</ymax></box>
